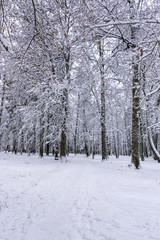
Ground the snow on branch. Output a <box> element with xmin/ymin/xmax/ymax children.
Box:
<box><xmin>148</xmin><ymin>129</ymin><xmax>160</xmax><ymax>162</ymax></box>
<box><xmin>87</xmin><ymin>19</ymin><xmax>160</xmax><ymax>29</ymax></box>
<box><xmin>0</xmin><ymin>33</ymin><xmax>9</xmax><ymax>52</ymax></box>
<box><xmin>140</xmin><ymin>85</ymin><xmax>160</xmax><ymax>105</ymax></box>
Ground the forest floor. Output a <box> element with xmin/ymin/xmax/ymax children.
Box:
<box><xmin>0</xmin><ymin>153</ymin><xmax>160</xmax><ymax>240</ymax></box>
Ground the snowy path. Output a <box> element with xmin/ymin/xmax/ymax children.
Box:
<box><xmin>0</xmin><ymin>153</ymin><xmax>160</xmax><ymax>240</ymax></box>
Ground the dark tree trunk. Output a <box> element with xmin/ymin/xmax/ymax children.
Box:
<box><xmin>39</xmin><ymin>136</ymin><xmax>43</xmax><ymax>157</ymax></box>
<box><xmin>114</xmin><ymin>133</ymin><xmax>119</xmax><ymax>159</ymax></box>
<box><xmin>20</xmin><ymin>131</ymin><xmax>25</xmax><ymax>154</ymax></box>
<box><xmin>39</xmin><ymin>117</ymin><xmax>44</xmax><ymax>158</ymax></box>
<box><xmin>60</xmin><ymin>88</ymin><xmax>68</xmax><ymax>158</ymax></box>
<box><xmin>32</xmin><ymin>127</ymin><xmax>36</xmax><ymax>154</ymax></box>
<box><xmin>55</xmin><ymin>151</ymin><xmax>59</xmax><ymax>160</ymax></box>
<box><xmin>85</xmin><ymin>142</ymin><xmax>89</xmax><ymax>157</ymax></box>
<box><xmin>74</xmin><ymin>94</ymin><xmax>80</xmax><ymax>155</ymax></box>
<box><xmin>139</xmin><ymin>112</ymin><xmax>144</xmax><ymax>161</ymax></box>
<box><xmin>45</xmin><ymin>113</ymin><xmax>50</xmax><ymax>156</ymax></box>
<box><xmin>92</xmin><ymin>132</ymin><xmax>95</xmax><ymax>159</ymax></box>
<box><xmin>54</xmin><ymin>141</ymin><xmax>59</xmax><ymax>160</ymax></box>
<box><xmin>82</xmin><ymin>108</ymin><xmax>90</xmax><ymax>157</ymax></box>
<box><xmin>12</xmin><ymin>138</ymin><xmax>17</xmax><ymax>154</ymax></box>
<box><xmin>131</xmin><ymin>61</ymin><xmax>140</xmax><ymax>168</ymax></box>
<box><xmin>60</xmin><ymin>46</ymin><xmax>70</xmax><ymax>159</ymax></box>
<box><xmin>46</xmin><ymin>143</ymin><xmax>49</xmax><ymax>156</ymax></box>
<box><xmin>98</xmin><ymin>40</ymin><xmax>107</xmax><ymax>161</ymax></box>
<box><xmin>60</xmin><ymin>122</ymin><xmax>67</xmax><ymax>158</ymax></box>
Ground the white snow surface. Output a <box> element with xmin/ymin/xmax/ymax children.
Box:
<box><xmin>0</xmin><ymin>153</ymin><xmax>160</xmax><ymax>240</ymax></box>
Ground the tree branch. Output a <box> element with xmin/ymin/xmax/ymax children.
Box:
<box><xmin>0</xmin><ymin>33</ymin><xmax>8</xmax><ymax>51</ymax></box>
<box><xmin>31</xmin><ymin>0</ymin><xmax>37</xmax><ymax>29</ymax></box>
<box><xmin>140</xmin><ymin>85</ymin><xmax>160</xmax><ymax>105</ymax></box>
<box><xmin>87</xmin><ymin>19</ymin><xmax>160</xmax><ymax>29</ymax></box>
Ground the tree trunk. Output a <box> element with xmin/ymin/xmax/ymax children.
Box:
<box><xmin>139</xmin><ymin>111</ymin><xmax>144</xmax><ymax>161</ymax></box>
<box><xmin>39</xmin><ymin>117</ymin><xmax>44</xmax><ymax>157</ymax></box>
<box><xmin>39</xmin><ymin>134</ymin><xmax>43</xmax><ymax>157</ymax></box>
<box><xmin>46</xmin><ymin>143</ymin><xmax>49</xmax><ymax>156</ymax></box>
<box><xmin>74</xmin><ymin>94</ymin><xmax>80</xmax><ymax>155</ymax></box>
<box><xmin>98</xmin><ymin>40</ymin><xmax>107</xmax><ymax>160</ymax></box>
<box><xmin>60</xmin><ymin>115</ymin><xmax>67</xmax><ymax>158</ymax></box>
<box><xmin>0</xmin><ymin>75</ymin><xmax>6</xmax><ymax>149</ymax></box>
<box><xmin>60</xmin><ymin>47</ymin><xmax>70</xmax><ymax>159</ymax></box>
<box><xmin>85</xmin><ymin>142</ymin><xmax>89</xmax><ymax>157</ymax></box>
<box><xmin>128</xmin><ymin>0</ymin><xmax>140</xmax><ymax>168</ymax></box>
<box><xmin>12</xmin><ymin>138</ymin><xmax>17</xmax><ymax>154</ymax></box>
<box><xmin>45</xmin><ymin>113</ymin><xmax>50</xmax><ymax>156</ymax></box>
<box><xmin>92</xmin><ymin>131</ymin><xmax>95</xmax><ymax>159</ymax></box>
<box><xmin>60</xmin><ymin>86</ymin><xmax>68</xmax><ymax>158</ymax></box>
<box><xmin>131</xmin><ymin>60</ymin><xmax>140</xmax><ymax>168</ymax></box>
<box><xmin>114</xmin><ymin>132</ymin><xmax>119</xmax><ymax>158</ymax></box>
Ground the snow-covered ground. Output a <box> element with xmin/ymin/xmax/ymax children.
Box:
<box><xmin>0</xmin><ymin>153</ymin><xmax>160</xmax><ymax>240</ymax></box>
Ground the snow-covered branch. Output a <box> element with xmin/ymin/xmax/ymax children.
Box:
<box><xmin>86</xmin><ymin>19</ymin><xmax>160</xmax><ymax>29</ymax></box>
<box><xmin>140</xmin><ymin>85</ymin><xmax>160</xmax><ymax>105</ymax></box>
<box><xmin>148</xmin><ymin>129</ymin><xmax>160</xmax><ymax>162</ymax></box>
<box><xmin>0</xmin><ymin>33</ymin><xmax>9</xmax><ymax>51</ymax></box>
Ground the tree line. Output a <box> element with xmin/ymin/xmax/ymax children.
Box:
<box><xmin>0</xmin><ymin>0</ymin><xmax>160</xmax><ymax>168</ymax></box>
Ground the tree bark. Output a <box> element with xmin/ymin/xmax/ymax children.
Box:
<box><xmin>98</xmin><ymin>40</ymin><xmax>107</xmax><ymax>160</ymax></box>
<box><xmin>128</xmin><ymin>0</ymin><xmax>140</xmax><ymax>168</ymax></box>
<box><xmin>0</xmin><ymin>75</ymin><xmax>6</xmax><ymax>149</ymax></box>
<box><xmin>139</xmin><ymin>111</ymin><xmax>144</xmax><ymax>161</ymax></box>
<box><xmin>74</xmin><ymin>94</ymin><xmax>80</xmax><ymax>155</ymax></box>
<box><xmin>60</xmin><ymin>108</ymin><xmax>67</xmax><ymax>158</ymax></box>
<box><xmin>60</xmin><ymin>47</ymin><xmax>70</xmax><ymax>158</ymax></box>
<box><xmin>131</xmin><ymin>60</ymin><xmax>140</xmax><ymax>168</ymax></box>
<box><xmin>39</xmin><ymin>116</ymin><xmax>44</xmax><ymax>157</ymax></box>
